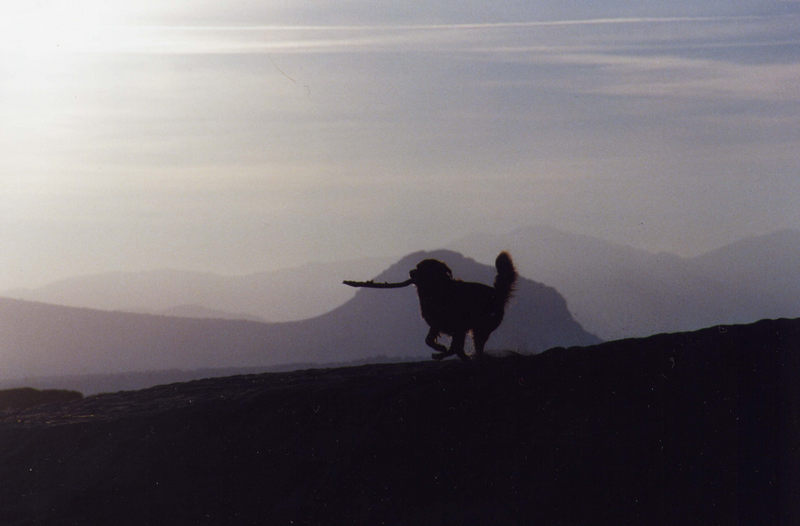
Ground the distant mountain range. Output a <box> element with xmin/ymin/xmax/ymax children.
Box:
<box><xmin>449</xmin><ymin>226</ymin><xmax>800</xmax><ymax>339</ymax></box>
<box><xmin>5</xmin><ymin>227</ymin><xmax>799</xmax><ymax>342</ymax></box>
<box><xmin>3</xmin><ymin>257</ymin><xmax>393</xmax><ymax>323</ymax></box>
<box><xmin>0</xmin><ymin>250</ymin><xmax>597</xmax><ymax>380</ymax></box>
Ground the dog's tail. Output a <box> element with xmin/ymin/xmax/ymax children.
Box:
<box><xmin>493</xmin><ymin>251</ymin><xmax>517</xmax><ymax>309</ymax></box>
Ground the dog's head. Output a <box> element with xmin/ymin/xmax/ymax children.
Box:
<box><xmin>409</xmin><ymin>258</ymin><xmax>453</xmax><ymax>288</ymax></box>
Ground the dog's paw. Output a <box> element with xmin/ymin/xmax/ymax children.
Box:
<box><xmin>431</xmin><ymin>352</ymin><xmax>448</xmax><ymax>361</ymax></box>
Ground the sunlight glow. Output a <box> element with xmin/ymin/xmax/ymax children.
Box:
<box><xmin>0</xmin><ymin>3</ymin><xmax>123</xmax><ymax>57</ymax></box>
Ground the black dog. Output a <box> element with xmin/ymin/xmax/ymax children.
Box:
<box><xmin>409</xmin><ymin>252</ymin><xmax>516</xmax><ymax>361</ymax></box>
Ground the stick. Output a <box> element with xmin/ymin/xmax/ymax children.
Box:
<box><xmin>343</xmin><ymin>278</ymin><xmax>414</xmax><ymax>289</ymax></box>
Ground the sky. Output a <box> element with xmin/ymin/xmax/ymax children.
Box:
<box><xmin>1</xmin><ymin>0</ymin><xmax>799</xmax><ymax>289</ymax></box>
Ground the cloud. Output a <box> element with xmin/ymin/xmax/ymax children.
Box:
<box><xmin>79</xmin><ymin>15</ymin><xmax>782</xmax><ymax>55</ymax></box>
<box><xmin>493</xmin><ymin>51</ymin><xmax>800</xmax><ymax>102</ymax></box>
<box><xmin>86</xmin><ymin>14</ymin><xmax>798</xmax><ymax>105</ymax></box>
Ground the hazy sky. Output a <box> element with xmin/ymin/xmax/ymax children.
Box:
<box><xmin>2</xmin><ymin>1</ymin><xmax>799</xmax><ymax>288</ymax></box>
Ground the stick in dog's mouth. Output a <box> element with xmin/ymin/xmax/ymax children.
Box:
<box><xmin>342</xmin><ymin>278</ymin><xmax>414</xmax><ymax>288</ymax></box>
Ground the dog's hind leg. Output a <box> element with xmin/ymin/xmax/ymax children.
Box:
<box><xmin>426</xmin><ymin>328</ymin><xmax>451</xmax><ymax>360</ymax></box>
<box><xmin>472</xmin><ymin>329</ymin><xmax>490</xmax><ymax>361</ymax></box>
<box><xmin>450</xmin><ymin>331</ymin><xmax>469</xmax><ymax>362</ymax></box>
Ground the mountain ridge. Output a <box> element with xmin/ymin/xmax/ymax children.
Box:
<box><xmin>3</xmin><ymin>257</ymin><xmax>393</xmax><ymax>323</ymax></box>
<box><xmin>0</xmin><ymin>250</ymin><xmax>597</xmax><ymax>382</ymax></box>
<box><xmin>449</xmin><ymin>226</ymin><xmax>800</xmax><ymax>339</ymax></box>
<box><xmin>7</xmin><ymin>227</ymin><xmax>800</xmax><ymax>341</ymax></box>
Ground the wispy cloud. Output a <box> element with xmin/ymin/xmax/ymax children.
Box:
<box><xmin>578</xmin><ymin>55</ymin><xmax>800</xmax><ymax>100</ymax></box>
<box><xmin>483</xmin><ymin>51</ymin><xmax>800</xmax><ymax>101</ymax></box>
<box><xmin>87</xmin><ymin>14</ymin><xmax>799</xmax><ymax>103</ymax></box>
<box><xmin>86</xmin><ymin>14</ymin><xmax>787</xmax><ymax>55</ymax></box>
<box><xmin>141</xmin><ymin>15</ymin><xmax>768</xmax><ymax>32</ymax></box>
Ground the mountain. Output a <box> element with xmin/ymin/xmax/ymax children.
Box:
<box><xmin>0</xmin><ymin>250</ymin><xmax>597</xmax><ymax>381</ymax></box>
<box><xmin>157</xmin><ymin>304</ymin><xmax>265</xmax><ymax>322</ymax></box>
<box><xmin>691</xmin><ymin>229</ymin><xmax>800</xmax><ymax>318</ymax></box>
<box><xmin>12</xmin><ymin>228</ymin><xmax>800</xmax><ymax>342</ymax></box>
<box><xmin>449</xmin><ymin>226</ymin><xmax>800</xmax><ymax>340</ymax></box>
<box><xmin>1</xmin><ymin>317</ymin><xmax>797</xmax><ymax>525</ymax></box>
<box><xmin>3</xmin><ymin>257</ymin><xmax>392</xmax><ymax>323</ymax></box>
<box><xmin>330</xmin><ymin>249</ymin><xmax>599</xmax><ymax>354</ymax></box>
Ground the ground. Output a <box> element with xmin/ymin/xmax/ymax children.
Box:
<box><xmin>0</xmin><ymin>318</ymin><xmax>798</xmax><ymax>525</ymax></box>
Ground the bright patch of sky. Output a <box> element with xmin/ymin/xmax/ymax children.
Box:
<box><xmin>1</xmin><ymin>1</ymin><xmax>799</xmax><ymax>287</ymax></box>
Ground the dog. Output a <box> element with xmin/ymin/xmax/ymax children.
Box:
<box><xmin>409</xmin><ymin>252</ymin><xmax>516</xmax><ymax>361</ymax></box>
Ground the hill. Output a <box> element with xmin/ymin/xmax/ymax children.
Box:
<box><xmin>691</xmin><ymin>228</ymin><xmax>800</xmax><ymax>316</ymax></box>
<box><xmin>3</xmin><ymin>257</ymin><xmax>392</xmax><ymax>323</ymax></box>
<box><xmin>0</xmin><ymin>317</ymin><xmax>797</xmax><ymax>525</ymax></box>
<box><xmin>450</xmin><ymin>226</ymin><xmax>800</xmax><ymax>339</ymax></box>
<box><xmin>0</xmin><ymin>250</ymin><xmax>597</xmax><ymax>381</ymax></box>
<box><xmin>0</xmin><ymin>388</ymin><xmax>82</xmax><ymax>410</ymax></box>
<box><xmin>10</xmin><ymin>228</ymin><xmax>800</xmax><ymax>342</ymax></box>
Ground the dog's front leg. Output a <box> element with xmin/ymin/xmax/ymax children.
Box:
<box><xmin>425</xmin><ymin>328</ymin><xmax>451</xmax><ymax>360</ymax></box>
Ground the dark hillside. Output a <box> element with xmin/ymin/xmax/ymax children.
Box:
<box><xmin>0</xmin><ymin>318</ymin><xmax>798</xmax><ymax>525</ymax></box>
<box><xmin>0</xmin><ymin>388</ymin><xmax>82</xmax><ymax>410</ymax></box>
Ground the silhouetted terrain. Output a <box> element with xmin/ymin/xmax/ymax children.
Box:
<box><xmin>0</xmin><ymin>388</ymin><xmax>82</xmax><ymax>411</ymax></box>
<box><xmin>0</xmin><ymin>318</ymin><xmax>797</xmax><ymax>525</ymax></box>
<box><xmin>0</xmin><ymin>251</ymin><xmax>597</xmax><ymax>382</ymax></box>
<box><xmin>0</xmin><ymin>358</ymin><xmax>419</xmax><ymax>396</ymax></box>
<box><xmin>451</xmin><ymin>226</ymin><xmax>800</xmax><ymax>339</ymax></box>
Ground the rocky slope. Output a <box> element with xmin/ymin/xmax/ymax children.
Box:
<box><xmin>0</xmin><ymin>318</ymin><xmax>797</xmax><ymax>525</ymax></box>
